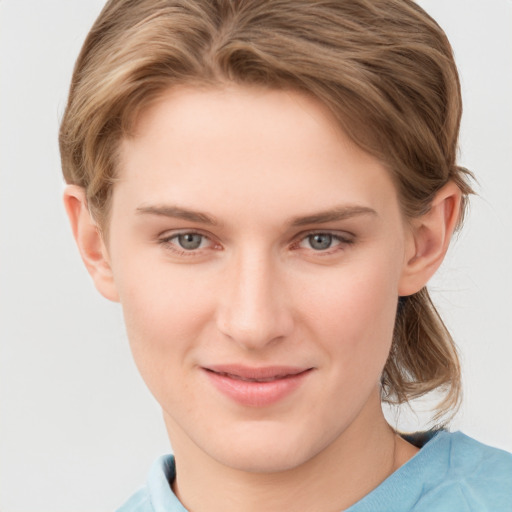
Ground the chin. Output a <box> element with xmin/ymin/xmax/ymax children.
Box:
<box><xmin>214</xmin><ymin>446</ymin><xmax>311</xmax><ymax>474</ymax></box>
<box><xmin>202</xmin><ymin>422</ymin><xmax>334</xmax><ymax>474</ymax></box>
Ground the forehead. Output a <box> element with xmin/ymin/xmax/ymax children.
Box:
<box><xmin>115</xmin><ymin>85</ymin><xmax>401</xmax><ymax>224</ymax></box>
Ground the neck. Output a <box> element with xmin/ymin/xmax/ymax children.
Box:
<box><xmin>166</xmin><ymin>392</ymin><xmax>417</xmax><ymax>512</ymax></box>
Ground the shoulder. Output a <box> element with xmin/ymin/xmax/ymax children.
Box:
<box><xmin>115</xmin><ymin>455</ymin><xmax>187</xmax><ymax>512</ymax></box>
<box><xmin>435</xmin><ymin>431</ymin><xmax>512</xmax><ymax>507</ymax></box>
<box><xmin>443</xmin><ymin>431</ymin><xmax>512</xmax><ymax>474</ymax></box>
<box><xmin>347</xmin><ymin>431</ymin><xmax>512</xmax><ymax>512</ymax></box>
<box><xmin>115</xmin><ymin>487</ymin><xmax>153</xmax><ymax>512</ymax></box>
<box><xmin>409</xmin><ymin>431</ymin><xmax>512</xmax><ymax>512</ymax></box>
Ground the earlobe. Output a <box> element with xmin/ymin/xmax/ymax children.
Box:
<box><xmin>398</xmin><ymin>182</ymin><xmax>462</xmax><ymax>296</ymax></box>
<box><xmin>63</xmin><ymin>185</ymin><xmax>120</xmax><ymax>302</ymax></box>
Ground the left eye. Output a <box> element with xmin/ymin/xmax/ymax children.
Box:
<box><xmin>299</xmin><ymin>233</ymin><xmax>347</xmax><ymax>251</ymax></box>
<box><xmin>306</xmin><ymin>233</ymin><xmax>335</xmax><ymax>250</ymax></box>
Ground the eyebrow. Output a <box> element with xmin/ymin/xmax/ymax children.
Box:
<box><xmin>290</xmin><ymin>206</ymin><xmax>377</xmax><ymax>226</ymax></box>
<box><xmin>136</xmin><ymin>205</ymin><xmax>221</xmax><ymax>226</ymax></box>
<box><xmin>136</xmin><ymin>204</ymin><xmax>377</xmax><ymax>227</ymax></box>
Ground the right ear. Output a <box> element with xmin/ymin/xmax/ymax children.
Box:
<box><xmin>63</xmin><ymin>185</ymin><xmax>120</xmax><ymax>302</ymax></box>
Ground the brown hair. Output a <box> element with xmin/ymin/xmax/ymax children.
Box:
<box><xmin>59</xmin><ymin>0</ymin><xmax>473</xmax><ymax>424</ymax></box>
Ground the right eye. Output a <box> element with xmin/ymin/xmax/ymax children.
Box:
<box><xmin>159</xmin><ymin>231</ymin><xmax>217</xmax><ymax>255</ymax></box>
<box><xmin>173</xmin><ymin>233</ymin><xmax>205</xmax><ymax>250</ymax></box>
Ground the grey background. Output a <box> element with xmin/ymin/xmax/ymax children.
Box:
<box><xmin>1</xmin><ymin>1</ymin><xmax>511</xmax><ymax>510</ymax></box>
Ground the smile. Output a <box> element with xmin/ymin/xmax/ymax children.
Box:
<box><xmin>203</xmin><ymin>365</ymin><xmax>313</xmax><ymax>407</ymax></box>
<box><xmin>214</xmin><ymin>372</ymin><xmax>298</xmax><ymax>383</ymax></box>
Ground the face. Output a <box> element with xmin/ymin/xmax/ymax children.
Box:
<box><xmin>105</xmin><ymin>85</ymin><xmax>416</xmax><ymax>473</ymax></box>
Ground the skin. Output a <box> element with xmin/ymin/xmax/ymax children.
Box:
<box><xmin>65</xmin><ymin>85</ymin><xmax>461</xmax><ymax>512</ymax></box>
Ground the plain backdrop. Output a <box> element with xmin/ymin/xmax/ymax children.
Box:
<box><xmin>1</xmin><ymin>1</ymin><xmax>511</xmax><ymax>510</ymax></box>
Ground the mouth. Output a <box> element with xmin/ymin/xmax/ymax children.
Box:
<box><xmin>210</xmin><ymin>371</ymin><xmax>302</xmax><ymax>383</ymax></box>
<box><xmin>202</xmin><ymin>365</ymin><xmax>313</xmax><ymax>407</ymax></box>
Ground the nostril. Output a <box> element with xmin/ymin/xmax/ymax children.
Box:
<box><xmin>215</xmin><ymin>261</ymin><xmax>294</xmax><ymax>347</ymax></box>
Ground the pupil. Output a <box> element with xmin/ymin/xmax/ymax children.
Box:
<box><xmin>178</xmin><ymin>233</ymin><xmax>202</xmax><ymax>250</ymax></box>
<box><xmin>309</xmin><ymin>234</ymin><xmax>332</xmax><ymax>250</ymax></box>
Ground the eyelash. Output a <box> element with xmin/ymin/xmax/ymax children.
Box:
<box><xmin>158</xmin><ymin>231</ymin><xmax>220</xmax><ymax>257</ymax></box>
<box><xmin>291</xmin><ymin>232</ymin><xmax>355</xmax><ymax>255</ymax></box>
<box><xmin>157</xmin><ymin>230</ymin><xmax>355</xmax><ymax>257</ymax></box>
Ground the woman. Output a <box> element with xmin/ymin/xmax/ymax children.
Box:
<box><xmin>59</xmin><ymin>0</ymin><xmax>512</xmax><ymax>510</ymax></box>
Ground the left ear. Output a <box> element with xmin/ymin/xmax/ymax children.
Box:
<box><xmin>398</xmin><ymin>181</ymin><xmax>462</xmax><ymax>296</ymax></box>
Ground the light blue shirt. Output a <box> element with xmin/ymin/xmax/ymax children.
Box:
<box><xmin>117</xmin><ymin>431</ymin><xmax>512</xmax><ymax>511</ymax></box>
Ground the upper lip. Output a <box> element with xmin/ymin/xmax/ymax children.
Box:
<box><xmin>204</xmin><ymin>365</ymin><xmax>312</xmax><ymax>381</ymax></box>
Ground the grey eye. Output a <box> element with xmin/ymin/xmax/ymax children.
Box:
<box><xmin>177</xmin><ymin>233</ymin><xmax>204</xmax><ymax>250</ymax></box>
<box><xmin>308</xmin><ymin>233</ymin><xmax>333</xmax><ymax>250</ymax></box>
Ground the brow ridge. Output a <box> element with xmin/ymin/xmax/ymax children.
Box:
<box><xmin>290</xmin><ymin>206</ymin><xmax>377</xmax><ymax>226</ymax></box>
<box><xmin>136</xmin><ymin>204</ymin><xmax>376</xmax><ymax>228</ymax></box>
<box><xmin>136</xmin><ymin>205</ymin><xmax>220</xmax><ymax>226</ymax></box>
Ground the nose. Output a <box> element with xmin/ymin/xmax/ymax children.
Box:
<box><xmin>216</xmin><ymin>249</ymin><xmax>294</xmax><ymax>351</ymax></box>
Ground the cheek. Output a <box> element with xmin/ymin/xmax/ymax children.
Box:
<box><xmin>113</xmin><ymin>256</ymin><xmax>215</xmax><ymax>393</ymax></box>
<box><xmin>301</xmin><ymin>257</ymin><xmax>400</xmax><ymax>374</ymax></box>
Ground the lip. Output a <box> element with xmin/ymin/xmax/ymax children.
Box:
<box><xmin>203</xmin><ymin>365</ymin><xmax>313</xmax><ymax>407</ymax></box>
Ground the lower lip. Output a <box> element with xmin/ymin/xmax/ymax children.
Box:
<box><xmin>204</xmin><ymin>369</ymin><xmax>312</xmax><ymax>407</ymax></box>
